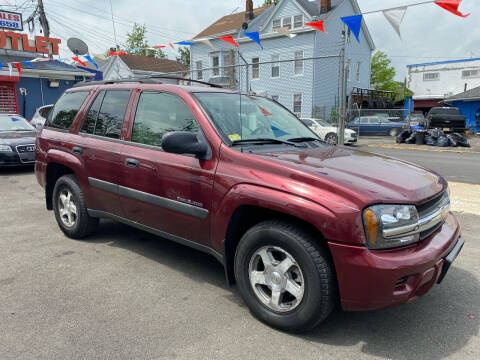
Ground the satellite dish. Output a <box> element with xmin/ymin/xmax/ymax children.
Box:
<box><xmin>242</xmin><ymin>22</ymin><xmax>249</xmax><ymax>31</ymax></box>
<box><xmin>67</xmin><ymin>38</ymin><xmax>89</xmax><ymax>56</ymax></box>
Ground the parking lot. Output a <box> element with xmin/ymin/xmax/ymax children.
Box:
<box><xmin>1</xmin><ymin>148</ymin><xmax>479</xmax><ymax>359</ymax></box>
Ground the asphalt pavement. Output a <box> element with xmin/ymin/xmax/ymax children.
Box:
<box><xmin>1</xmin><ymin>154</ymin><xmax>479</xmax><ymax>359</ymax></box>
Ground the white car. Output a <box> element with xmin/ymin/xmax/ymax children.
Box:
<box><xmin>301</xmin><ymin>118</ymin><xmax>357</xmax><ymax>145</ymax></box>
<box><xmin>30</xmin><ymin>104</ymin><xmax>53</xmax><ymax>130</ymax></box>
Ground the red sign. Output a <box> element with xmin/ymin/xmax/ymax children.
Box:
<box><xmin>0</xmin><ymin>31</ymin><xmax>61</xmax><ymax>55</ymax></box>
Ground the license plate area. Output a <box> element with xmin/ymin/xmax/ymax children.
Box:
<box><xmin>437</xmin><ymin>237</ymin><xmax>464</xmax><ymax>284</ymax></box>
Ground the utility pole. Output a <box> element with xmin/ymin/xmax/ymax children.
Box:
<box><xmin>109</xmin><ymin>0</ymin><xmax>119</xmax><ymax>51</ymax></box>
<box><xmin>37</xmin><ymin>0</ymin><xmax>50</xmax><ymax>38</ymax></box>
<box><xmin>337</xmin><ymin>26</ymin><xmax>346</xmax><ymax>146</ymax></box>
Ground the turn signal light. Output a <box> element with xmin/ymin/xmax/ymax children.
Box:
<box><xmin>364</xmin><ymin>209</ymin><xmax>378</xmax><ymax>246</ymax></box>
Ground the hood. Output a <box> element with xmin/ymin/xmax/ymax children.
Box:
<box><xmin>0</xmin><ymin>131</ymin><xmax>37</xmax><ymax>146</ymax></box>
<box><xmin>252</xmin><ymin>146</ymin><xmax>446</xmax><ymax>205</ymax></box>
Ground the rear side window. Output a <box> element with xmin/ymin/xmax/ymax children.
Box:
<box><xmin>47</xmin><ymin>91</ymin><xmax>89</xmax><ymax>130</ymax></box>
<box><xmin>131</xmin><ymin>92</ymin><xmax>199</xmax><ymax>148</ymax></box>
<box><xmin>80</xmin><ymin>90</ymin><xmax>130</xmax><ymax>139</ymax></box>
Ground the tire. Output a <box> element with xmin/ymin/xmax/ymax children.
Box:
<box><xmin>325</xmin><ymin>133</ymin><xmax>338</xmax><ymax>145</ymax></box>
<box><xmin>234</xmin><ymin>220</ymin><xmax>337</xmax><ymax>333</ymax></box>
<box><xmin>389</xmin><ymin>128</ymin><xmax>399</xmax><ymax>137</ymax></box>
<box><xmin>52</xmin><ymin>174</ymin><xmax>98</xmax><ymax>239</ymax></box>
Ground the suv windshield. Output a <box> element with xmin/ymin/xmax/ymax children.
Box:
<box><xmin>0</xmin><ymin>115</ymin><xmax>35</xmax><ymax>132</ymax></box>
<box><xmin>194</xmin><ymin>93</ymin><xmax>318</xmax><ymax>143</ymax></box>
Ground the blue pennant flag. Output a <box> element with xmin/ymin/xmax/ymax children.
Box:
<box><xmin>175</xmin><ymin>41</ymin><xmax>194</xmax><ymax>46</ymax></box>
<box><xmin>24</xmin><ymin>61</ymin><xmax>35</xmax><ymax>68</ymax></box>
<box><xmin>341</xmin><ymin>14</ymin><xmax>363</xmax><ymax>43</ymax></box>
<box><xmin>84</xmin><ymin>55</ymin><xmax>98</xmax><ymax>69</ymax></box>
<box><xmin>0</xmin><ymin>62</ymin><xmax>2</xmax><ymax>69</ymax></box>
<box><xmin>245</xmin><ymin>31</ymin><xmax>263</xmax><ymax>50</ymax></box>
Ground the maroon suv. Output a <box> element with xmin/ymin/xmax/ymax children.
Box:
<box><xmin>35</xmin><ymin>80</ymin><xmax>464</xmax><ymax>332</ymax></box>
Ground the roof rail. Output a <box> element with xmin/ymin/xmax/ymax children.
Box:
<box><xmin>73</xmin><ymin>76</ymin><xmax>223</xmax><ymax>89</ymax></box>
<box><xmin>145</xmin><ymin>75</ymin><xmax>223</xmax><ymax>88</ymax></box>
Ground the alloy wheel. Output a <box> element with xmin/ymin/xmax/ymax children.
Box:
<box><xmin>58</xmin><ymin>189</ymin><xmax>77</xmax><ymax>228</ymax></box>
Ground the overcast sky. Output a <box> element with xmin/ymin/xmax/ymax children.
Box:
<box><xmin>28</xmin><ymin>0</ymin><xmax>480</xmax><ymax>79</ymax></box>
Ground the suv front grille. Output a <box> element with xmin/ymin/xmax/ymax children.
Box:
<box><xmin>416</xmin><ymin>191</ymin><xmax>450</xmax><ymax>240</ymax></box>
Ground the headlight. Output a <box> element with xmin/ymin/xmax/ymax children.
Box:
<box><xmin>0</xmin><ymin>144</ymin><xmax>13</xmax><ymax>152</ymax></box>
<box><xmin>363</xmin><ymin>204</ymin><xmax>420</xmax><ymax>250</ymax></box>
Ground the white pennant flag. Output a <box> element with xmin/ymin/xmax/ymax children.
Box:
<box><xmin>200</xmin><ymin>38</ymin><xmax>215</xmax><ymax>49</ymax></box>
<box><xmin>383</xmin><ymin>6</ymin><xmax>408</xmax><ymax>39</ymax></box>
<box><xmin>8</xmin><ymin>63</ymin><xmax>12</xmax><ymax>76</ymax></box>
<box><xmin>274</xmin><ymin>27</ymin><xmax>296</xmax><ymax>38</ymax></box>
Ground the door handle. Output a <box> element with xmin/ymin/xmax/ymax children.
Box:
<box><xmin>72</xmin><ymin>146</ymin><xmax>83</xmax><ymax>155</ymax></box>
<box><xmin>125</xmin><ymin>158</ymin><xmax>139</xmax><ymax>168</ymax></box>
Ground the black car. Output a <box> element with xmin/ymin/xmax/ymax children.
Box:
<box><xmin>425</xmin><ymin>107</ymin><xmax>466</xmax><ymax>133</ymax></box>
<box><xmin>0</xmin><ymin>114</ymin><xmax>37</xmax><ymax>167</ymax></box>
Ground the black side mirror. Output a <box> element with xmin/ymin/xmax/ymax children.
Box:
<box><xmin>161</xmin><ymin>131</ymin><xmax>209</xmax><ymax>158</ymax></box>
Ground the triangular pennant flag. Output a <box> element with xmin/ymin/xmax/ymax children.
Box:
<box><xmin>305</xmin><ymin>20</ymin><xmax>327</xmax><ymax>33</ymax></box>
<box><xmin>8</xmin><ymin>63</ymin><xmax>12</xmax><ymax>76</ymax></box>
<box><xmin>274</xmin><ymin>27</ymin><xmax>296</xmax><ymax>38</ymax></box>
<box><xmin>72</xmin><ymin>57</ymin><xmax>87</xmax><ymax>66</ymax></box>
<box><xmin>382</xmin><ymin>6</ymin><xmax>407</xmax><ymax>39</ymax></box>
<box><xmin>435</xmin><ymin>0</ymin><xmax>470</xmax><ymax>18</ymax></box>
<box><xmin>84</xmin><ymin>55</ymin><xmax>98</xmax><ymax>69</ymax></box>
<box><xmin>0</xmin><ymin>62</ymin><xmax>2</xmax><ymax>69</ymax></box>
<box><xmin>24</xmin><ymin>61</ymin><xmax>35</xmax><ymax>68</ymax></box>
<box><xmin>200</xmin><ymin>39</ymin><xmax>215</xmax><ymax>49</ymax></box>
<box><xmin>341</xmin><ymin>14</ymin><xmax>363</xmax><ymax>43</ymax></box>
<box><xmin>14</xmin><ymin>62</ymin><xmax>21</xmax><ymax>75</ymax></box>
<box><xmin>108</xmin><ymin>51</ymin><xmax>127</xmax><ymax>56</ymax></box>
<box><xmin>175</xmin><ymin>41</ymin><xmax>194</xmax><ymax>46</ymax></box>
<box><xmin>245</xmin><ymin>32</ymin><xmax>263</xmax><ymax>50</ymax></box>
<box><xmin>220</xmin><ymin>35</ymin><xmax>239</xmax><ymax>48</ymax></box>
<box><xmin>169</xmin><ymin>43</ymin><xmax>175</xmax><ymax>49</ymax></box>
<box><xmin>154</xmin><ymin>45</ymin><xmax>166</xmax><ymax>49</ymax></box>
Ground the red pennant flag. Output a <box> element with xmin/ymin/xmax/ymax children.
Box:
<box><xmin>169</xmin><ymin>42</ymin><xmax>175</xmax><ymax>49</ymax></box>
<box><xmin>220</xmin><ymin>35</ymin><xmax>239</xmax><ymax>48</ymax></box>
<box><xmin>72</xmin><ymin>57</ymin><xmax>87</xmax><ymax>66</ymax></box>
<box><xmin>14</xmin><ymin>62</ymin><xmax>21</xmax><ymax>75</ymax></box>
<box><xmin>435</xmin><ymin>0</ymin><xmax>470</xmax><ymax>18</ymax></box>
<box><xmin>108</xmin><ymin>51</ymin><xmax>127</xmax><ymax>56</ymax></box>
<box><xmin>305</xmin><ymin>20</ymin><xmax>328</xmax><ymax>33</ymax></box>
<box><xmin>154</xmin><ymin>45</ymin><xmax>166</xmax><ymax>49</ymax></box>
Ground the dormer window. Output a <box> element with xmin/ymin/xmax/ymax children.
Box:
<box><xmin>273</xmin><ymin>19</ymin><xmax>281</xmax><ymax>30</ymax></box>
<box><xmin>293</xmin><ymin>15</ymin><xmax>303</xmax><ymax>29</ymax></box>
<box><xmin>282</xmin><ymin>16</ymin><xmax>291</xmax><ymax>30</ymax></box>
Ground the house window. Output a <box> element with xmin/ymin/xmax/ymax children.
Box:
<box><xmin>223</xmin><ymin>54</ymin><xmax>231</xmax><ymax>77</ymax></box>
<box><xmin>293</xmin><ymin>94</ymin><xmax>302</xmax><ymax>116</ymax></box>
<box><xmin>293</xmin><ymin>15</ymin><xmax>303</xmax><ymax>29</ymax></box>
<box><xmin>271</xmin><ymin>54</ymin><xmax>280</xmax><ymax>78</ymax></box>
<box><xmin>273</xmin><ymin>19</ymin><xmax>281</xmax><ymax>30</ymax></box>
<box><xmin>462</xmin><ymin>69</ymin><xmax>480</xmax><ymax>78</ymax></box>
<box><xmin>294</xmin><ymin>50</ymin><xmax>304</xmax><ymax>75</ymax></box>
<box><xmin>345</xmin><ymin>59</ymin><xmax>351</xmax><ymax>81</ymax></box>
<box><xmin>272</xmin><ymin>95</ymin><xmax>279</xmax><ymax>102</ymax></box>
<box><xmin>212</xmin><ymin>56</ymin><xmax>220</xmax><ymax>77</ymax></box>
<box><xmin>423</xmin><ymin>72</ymin><xmax>440</xmax><ymax>81</ymax></box>
<box><xmin>356</xmin><ymin>62</ymin><xmax>361</xmax><ymax>82</ymax></box>
<box><xmin>252</xmin><ymin>57</ymin><xmax>260</xmax><ymax>79</ymax></box>
<box><xmin>282</xmin><ymin>16</ymin><xmax>291</xmax><ymax>30</ymax></box>
<box><xmin>196</xmin><ymin>61</ymin><xmax>203</xmax><ymax>80</ymax></box>
<box><xmin>347</xmin><ymin>28</ymin><xmax>352</xmax><ymax>43</ymax></box>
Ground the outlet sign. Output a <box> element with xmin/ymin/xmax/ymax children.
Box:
<box><xmin>0</xmin><ymin>10</ymin><xmax>22</xmax><ymax>31</ymax></box>
<box><xmin>0</xmin><ymin>31</ymin><xmax>61</xmax><ymax>55</ymax></box>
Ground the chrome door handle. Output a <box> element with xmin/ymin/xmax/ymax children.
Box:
<box><xmin>72</xmin><ymin>146</ymin><xmax>83</xmax><ymax>155</ymax></box>
<box><xmin>125</xmin><ymin>158</ymin><xmax>139</xmax><ymax>168</ymax></box>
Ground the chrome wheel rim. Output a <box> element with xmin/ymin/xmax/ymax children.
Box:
<box><xmin>326</xmin><ymin>134</ymin><xmax>337</xmax><ymax>145</ymax></box>
<box><xmin>58</xmin><ymin>189</ymin><xmax>77</xmax><ymax>228</ymax></box>
<box><xmin>248</xmin><ymin>246</ymin><xmax>305</xmax><ymax>313</ymax></box>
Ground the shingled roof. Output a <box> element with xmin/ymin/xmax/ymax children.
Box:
<box><xmin>118</xmin><ymin>54</ymin><xmax>188</xmax><ymax>72</ymax></box>
<box><xmin>446</xmin><ymin>85</ymin><xmax>480</xmax><ymax>102</ymax></box>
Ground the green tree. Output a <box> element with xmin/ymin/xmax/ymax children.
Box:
<box><xmin>176</xmin><ymin>47</ymin><xmax>190</xmax><ymax>67</ymax></box>
<box><xmin>263</xmin><ymin>0</ymin><xmax>280</xmax><ymax>5</ymax></box>
<box><xmin>370</xmin><ymin>51</ymin><xmax>397</xmax><ymax>92</ymax></box>
<box><xmin>126</xmin><ymin>23</ymin><xmax>166</xmax><ymax>58</ymax></box>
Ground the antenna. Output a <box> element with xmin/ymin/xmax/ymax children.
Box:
<box><xmin>67</xmin><ymin>38</ymin><xmax>89</xmax><ymax>56</ymax></box>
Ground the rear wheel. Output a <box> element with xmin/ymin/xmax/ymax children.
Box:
<box><xmin>389</xmin><ymin>128</ymin><xmax>399</xmax><ymax>137</ymax></box>
<box><xmin>234</xmin><ymin>220</ymin><xmax>337</xmax><ymax>333</ymax></box>
<box><xmin>325</xmin><ymin>133</ymin><xmax>338</xmax><ymax>145</ymax></box>
<box><xmin>53</xmin><ymin>175</ymin><xmax>98</xmax><ymax>239</ymax></box>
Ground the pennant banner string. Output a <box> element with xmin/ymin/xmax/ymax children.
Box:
<box><xmin>382</xmin><ymin>6</ymin><xmax>408</xmax><ymax>39</ymax></box>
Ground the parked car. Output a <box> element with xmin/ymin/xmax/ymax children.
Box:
<box><xmin>301</xmin><ymin>118</ymin><xmax>357</xmax><ymax>145</ymax></box>
<box><xmin>0</xmin><ymin>114</ymin><xmax>37</xmax><ymax>167</ymax></box>
<box><xmin>348</xmin><ymin>116</ymin><xmax>406</xmax><ymax>136</ymax></box>
<box><xmin>425</xmin><ymin>107</ymin><xmax>466</xmax><ymax>133</ymax></box>
<box><xmin>35</xmin><ymin>80</ymin><xmax>463</xmax><ymax>332</ymax></box>
<box><xmin>30</xmin><ymin>104</ymin><xmax>53</xmax><ymax>130</ymax></box>
<box><xmin>406</xmin><ymin>111</ymin><xmax>425</xmax><ymax>127</ymax></box>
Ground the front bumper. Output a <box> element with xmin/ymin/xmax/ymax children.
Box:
<box><xmin>0</xmin><ymin>152</ymin><xmax>34</xmax><ymax>167</ymax></box>
<box><xmin>329</xmin><ymin>212</ymin><xmax>462</xmax><ymax>311</ymax></box>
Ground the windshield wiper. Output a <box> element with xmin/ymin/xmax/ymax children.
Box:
<box><xmin>287</xmin><ymin>137</ymin><xmax>323</xmax><ymax>143</ymax></box>
<box><xmin>232</xmin><ymin>138</ymin><xmax>303</xmax><ymax>147</ymax></box>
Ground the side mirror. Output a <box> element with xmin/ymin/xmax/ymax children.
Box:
<box><xmin>161</xmin><ymin>131</ymin><xmax>209</xmax><ymax>158</ymax></box>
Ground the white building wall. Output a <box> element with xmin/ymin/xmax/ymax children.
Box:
<box><xmin>407</xmin><ymin>58</ymin><xmax>480</xmax><ymax>99</ymax></box>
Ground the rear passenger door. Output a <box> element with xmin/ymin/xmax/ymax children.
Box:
<box><xmin>73</xmin><ymin>90</ymin><xmax>132</xmax><ymax>217</ymax></box>
<box><xmin>118</xmin><ymin>91</ymin><xmax>217</xmax><ymax>246</ymax></box>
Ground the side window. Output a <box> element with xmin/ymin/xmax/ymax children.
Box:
<box><xmin>47</xmin><ymin>91</ymin><xmax>89</xmax><ymax>130</ymax></box>
<box><xmin>94</xmin><ymin>90</ymin><xmax>131</xmax><ymax>139</ymax></box>
<box><xmin>131</xmin><ymin>92</ymin><xmax>199</xmax><ymax>148</ymax></box>
<box><xmin>81</xmin><ymin>91</ymin><xmax>105</xmax><ymax>134</ymax></box>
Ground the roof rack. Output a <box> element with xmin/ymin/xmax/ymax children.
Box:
<box><xmin>73</xmin><ymin>76</ymin><xmax>223</xmax><ymax>89</ymax></box>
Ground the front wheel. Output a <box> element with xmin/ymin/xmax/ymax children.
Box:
<box><xmin>234</xmin><ymin>220</ymin><xmax>337</xmax><ymax>333</ymax></box>
<box><xmin>325</xmin><ymin>133</ymin><xmax>338</xmax><ymax>145</ymax></box>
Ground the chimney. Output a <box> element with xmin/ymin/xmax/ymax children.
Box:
<box><xmin>320</xmin><ymin>0</ymin><xmax>331</xmax><ymax>14</ymax></box>
<box><xmin>245</xmin><ymin>0</ymin><xmax>254</xmax><ymax>21</ymax></box>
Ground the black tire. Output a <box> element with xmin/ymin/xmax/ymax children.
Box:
<box><xmin>389</xmin><ymin>128</ymin><xmax>399</xmax><ymax>137</ymax></box>
<box><xmin>52</xmin><ymin>174</ymin><xmax>98</xmax><ymax>239</ymax></box>
<box><xmin>234</xmin><ymin>220</ymin><xmax>337</xmax><ymax>333</ymax></box>
<box><xmin>325</xmin><ymin>133</ymin><xmax>338</xmax><ymax>145</ymax></box>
